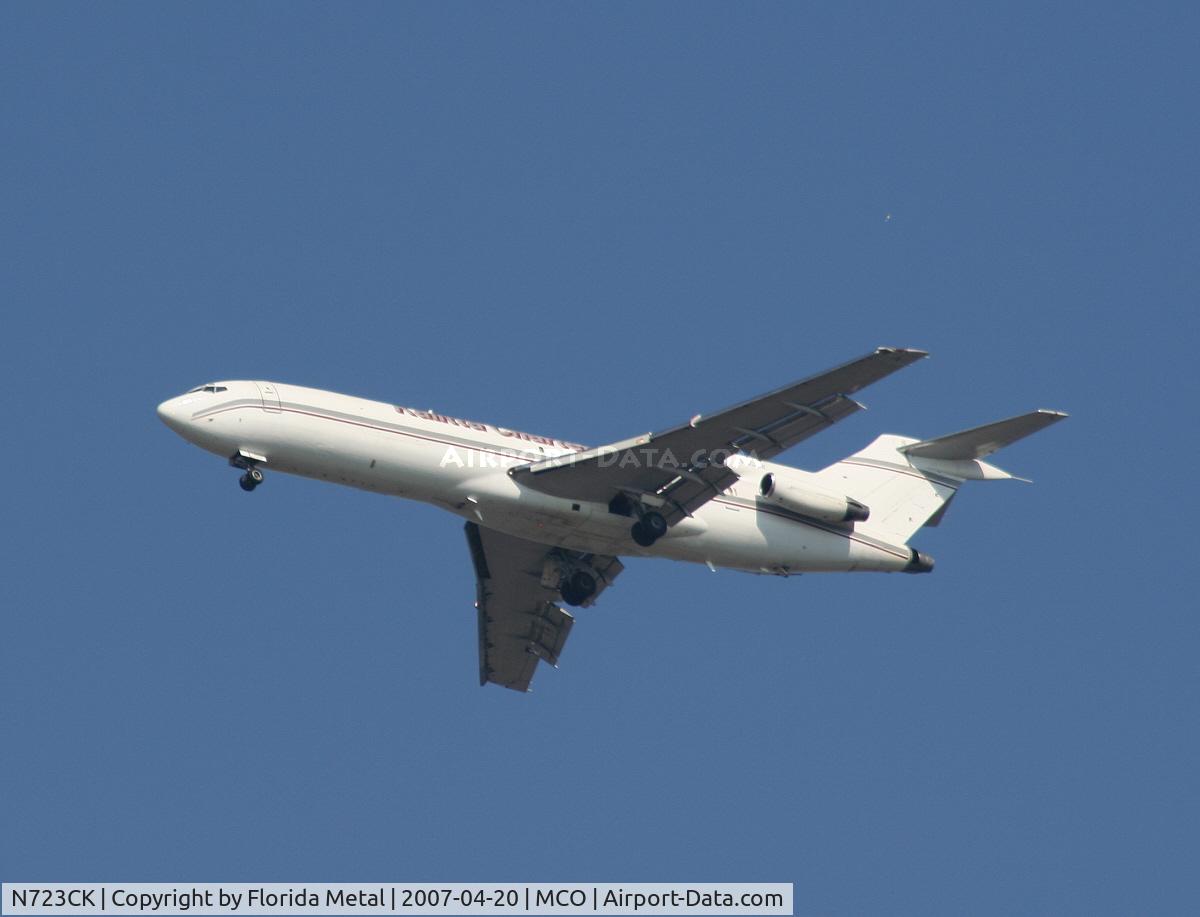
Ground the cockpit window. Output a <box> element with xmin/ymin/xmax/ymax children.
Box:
<box><xmin>186</xmin><ymin>384</ymin><xmax>228</xmax><ymax>394</ymax></box>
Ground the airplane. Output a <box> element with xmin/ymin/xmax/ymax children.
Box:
<box><xmin>157</xmin><ymin>347</ymin><xmax>1066</xmax><ymax>693</ymax></box>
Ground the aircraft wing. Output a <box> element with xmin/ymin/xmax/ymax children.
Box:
<box><xmin>464</xmin><ymin>522</ymin><xmax>623</xmax><ymax>692</ymax></box>
<box><xmin>510</xmin><ymin>347</ymin><xmax>927</xmax><ymax>525</ymax></box>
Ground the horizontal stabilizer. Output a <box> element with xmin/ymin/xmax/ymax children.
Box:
<box><xmin>899</xmin><ymin>409</ymin><xmax>1068</xmax><ymax>461</ymax></box>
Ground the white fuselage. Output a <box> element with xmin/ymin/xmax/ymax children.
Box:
<box><xmin>157</xmin><ymin>381</ymin><xmax>916</xmax><ymax>575</ymax></box>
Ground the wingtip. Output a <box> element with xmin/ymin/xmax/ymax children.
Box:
<box><xmin>1037</xmin><ymin>409</ymin><xmax>1070</xmax><ymax>419</ymax></box>
<box><xmin>877</xmin><ymin>346</ymin><xmax>930</xmax><ymax>359</ymax></box>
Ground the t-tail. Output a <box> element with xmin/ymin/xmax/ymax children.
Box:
<box><xmin>813</xmin><ymin>409</ymin><xmax>1068</xmax><ymax>548</ymax></box>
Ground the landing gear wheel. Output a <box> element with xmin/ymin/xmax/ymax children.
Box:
<box><xmin>642</xmin><ymin>511</ymin><xmax>667</xmax><ymax>539</ymax></box>
<box><xmin>631</xmin><ymin>521</ymin><xmax>656</xmax><ymax>547</ymax></box>
<box><xmin>230</xmin><ymin>452</ymin><xmax>266</xmax><ymax>492</ymax></box>
<box><xmin>560</xmin><ymin>570</ymin><xmax>597</xmax><ymax>607</ymax></box>
<box><xmin>632</xmin><ymin>511</ymin><xmax>668</xmax><ymax>546</ymax></box>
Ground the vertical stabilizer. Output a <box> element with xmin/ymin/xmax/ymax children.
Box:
<box><xmin>812</xmin><ymin>410</ymin><xmax>1067</xmax><ymax>544</ymax></box>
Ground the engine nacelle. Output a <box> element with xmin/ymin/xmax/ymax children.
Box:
<box><xmin>759</xmin><ymin>472</ymin><xmax>870</xmax><ymax>524</ymax></box>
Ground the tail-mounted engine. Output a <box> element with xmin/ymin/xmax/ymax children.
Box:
<box><xmin>759</xmin><ymin>472</ymin><xmax>870</xmax><ymax>524</ymax></box>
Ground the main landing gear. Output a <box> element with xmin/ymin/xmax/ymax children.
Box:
<box><xmin>230</xmin><ymin>452</ymin><xmax>265</xmax><ymax>492</ymax></box>
<box><xmin>559</xmin><ymin>569</ymin><xmax>597</xmax><ymax>607</ymax></box>
<box><xmin>607</xmin><ymin>493</ymin><xmax>669</xmax><ymax>548</ymax></box>
<box><xmin>630</xmin><ymin>510</ymin><xmax>668</xmax><ymax>547</ymax></box>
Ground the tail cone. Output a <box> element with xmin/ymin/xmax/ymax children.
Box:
<box><xmin>903</xmin><ymin>549</ymin><xmax>935</xmax><ymax>574</ymax></box>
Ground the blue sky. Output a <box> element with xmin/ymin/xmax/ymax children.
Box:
<box><xmin>2</xmin><ymin>4</ymin><xmax>1197</xmax><ymax>914</ymax></box>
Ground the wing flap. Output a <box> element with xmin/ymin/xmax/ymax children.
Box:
<box><xmin>512</xmin><ymin>347</ymin><xmax>926</xmax><ymax>523</ymax></box>
<box><xmin>524</xmin><ymin>603</ymin><xmax>574</xmax><ymax>667</ymax></box>
<box><xmin>465</xmin><ymin>522</ymin><xmax>620</xmax><ymax>692</ymax></box>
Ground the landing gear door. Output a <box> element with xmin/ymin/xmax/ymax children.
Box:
<box><xmin>255</xmin><ymin>381</ymin><xmax>282</xmax><ymax>413</ymax></box>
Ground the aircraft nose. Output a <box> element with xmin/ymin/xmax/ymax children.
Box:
<box><xmin>156</xmin><ymin>397</ymin><xmax>189</xmax><ymax>434</ymax></box>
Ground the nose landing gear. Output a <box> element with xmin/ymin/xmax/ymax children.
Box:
<box><xmin>238</xmin><ymin>467</ymin><xmax>265</xmax><ymax>492</ymax></box>
<box><xmin>230</xmin><ymin>450</ymin><xmax>267</xmax><ymax>493</ymax></box>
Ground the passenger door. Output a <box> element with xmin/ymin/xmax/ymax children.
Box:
<box><xmin>255</xmin><ymin>381</ymin><xmax>282</xmax><ymax>413</ymax></box>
